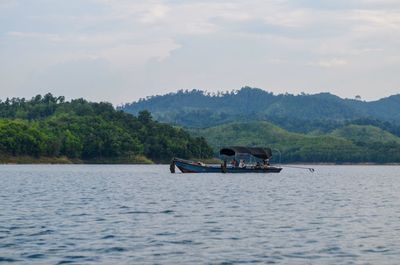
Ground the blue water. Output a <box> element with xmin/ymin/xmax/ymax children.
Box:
<box><xmin>1</xmin><ymin>165</ymin><xmax>400</xmax><ymax>264</ymax></box>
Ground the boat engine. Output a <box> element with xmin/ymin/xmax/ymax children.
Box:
<box><xmin>221</xmin><ymin>160</ymin><xmax>227</xmax><ymax>173</ymax></box>
<box><xmin>170</xmin><ymin>159</ymin><xmax>176</xmax><ymax>173</ymax></box>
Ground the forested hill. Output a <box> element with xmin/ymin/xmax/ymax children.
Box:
<box><xmin>117</xmin><ymin>87</ymin><xmax>400</xmax><ymax>163</ymax></box>
<box><xmin>190</xmin><ymin>122</ymin><xmax>400</xmax><ymax>163</ymax></box>
<box><xmin>120</xmin><ymin>87</ymin><xmax>400</xmax><ymax>132</ymax></box>
<box><xmin>0</xmin><ymin>94</ymin><xmax>213</xmax><ymax>163</ymax></box>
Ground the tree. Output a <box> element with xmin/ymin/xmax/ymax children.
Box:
<box><xmin>138</xmin><ymin>110</ymin><xmax>152</xmax><ymax>124</ymax></box>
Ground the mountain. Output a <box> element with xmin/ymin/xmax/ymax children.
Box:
<box><xmin>117</xmin><ymin>87</ymin><xmax>400</xmax><ymax>163</ymax></box>
<box><xmin>190</xmin><ymin>121</ymin><xmax>400</xmax><ymax>163</ymax></box>
<box><xmin>120</xmin><ymin>87</ymin><xmax>400</xmax><ymax>132</ymax></box>
<box><xmin>0</xmin><ymin>94</ymin><xmax>213</xmax><ymax>163</ymax></box>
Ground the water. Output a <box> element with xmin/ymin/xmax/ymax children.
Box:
<box><xmin>1</xmin><ymin>165</ymin><xmax>400</xmax><ymax>264</ymax></box>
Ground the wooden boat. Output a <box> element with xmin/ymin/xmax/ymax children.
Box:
<box><xmin>170</xmin><ymin>146</ymin><xmax>282</xmax><ymax>173</ymax></box>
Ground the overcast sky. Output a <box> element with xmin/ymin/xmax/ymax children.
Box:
<box><xmin>1</xmin><ymin>0</ymin><xmax>400</xmax><ymax>104</ymax></box>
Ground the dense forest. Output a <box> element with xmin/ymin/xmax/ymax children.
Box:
<box><xmin>0</xmin><ymin>94</ymin><xmax>213</xmax><ymax>163</ymax></box>
<box><xmin>121</xmin><ymin>87</ymin><xmax>400</xmax><ymax>163</ymax></box>
<box><xmin>120</xmin><ymin>87</ymin><xmax>400</xmax><ymax>133</ymax></box>
<box><xmin>2</xmin><ymin>90</ymin><xmax>400</xmax><ymax>164</ymax></box>
<box><xmin>190</xmin><ymin>122</ymin><xmax>400</xmax><ymax>163</ymax></box>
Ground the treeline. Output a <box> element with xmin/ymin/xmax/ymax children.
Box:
<box><xmin>190</xmin><ymin>122</ymin><xmax>400</xmax><ymax>164</ymax></box>
<box><xmin>265</xmin><ymin>116</ymin><xmax>400</xmax><ymax>136</ymax></box>
<box><xmin>120</xmin><ymin>87</ymin><xmax>400</xmax><ymax>129</ymax></box>
<box><xmin>0</xmin><ymin>94</ymin><xmax>213</xmax><ymax>162</ymax></box>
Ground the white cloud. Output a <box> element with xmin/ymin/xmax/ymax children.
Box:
<box><xmin>139</xmin><ymin>4</ymin><xmax>169</xmax><ymax>24</ymax></box>
<box><xmin>7</xmin><ymin>31</ymin><xmax>62</xmax><ymax>41</ymax></box>
<box><xmin>0</xmin><ymin>0</ymin><xmax>17</xmax><ymax>8</ymax></box>
<box><xmin>98</xmin><ymin>39</ymin><xmax>181</xmax><ymax>67</ymax></box>
<box><xmin>309</xmin><ymin>58</ymin><xmax>348</xmax><ymax>68</ymax></box>
<box><xmin>1</xmin><ymin>0</ymin><xmax>400</xmax><ymax>102</ymax></box>
<box><xmin>350</xmin><ymin>10</ymin><xmax>400</xmax><ymax>33</ymax></box>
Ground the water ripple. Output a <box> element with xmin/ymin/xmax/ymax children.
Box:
<box><xmin>1</xmin><ymin>164</ymin><xmax>400</xmax><ymax>264</ymax></box>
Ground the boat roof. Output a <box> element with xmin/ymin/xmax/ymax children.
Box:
<box><xmin>219</xmin><ymin>146</ymin><xmax>272</xmax><ymax>160</ymax></box>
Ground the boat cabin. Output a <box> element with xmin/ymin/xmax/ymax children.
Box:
<box><xmin>219</xmin><ymin>146</ymin><xmax>272</xmax><ymax>169</ymax></box>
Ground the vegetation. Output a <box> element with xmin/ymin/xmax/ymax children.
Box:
<box><xmin>2</xmin><ymin>89</ymin><xmax>400</xmax><ymax>164</ymax></box>
<box><xmin>120</xmin><ymin>87</ymin><xmax>400</xmax><ymax>163</ymax></box>
<box><xmin>120</xmin><ymin>87</ymin><xmax>400</xmax><ymax>133</ymax></box>
<box><xmin>331</xmin><ymin>125</ymin><xmax>400</xmax><ymax>144</ymax></box>
<box><xmin>190</xmin><ymin>122</ymin><xmax>400</xmax><ymax>163</ymax></box>
<box><xmin>0</xmin><ymin>94</ymin><xmax>213</xmax><ymax>163</ymax></box>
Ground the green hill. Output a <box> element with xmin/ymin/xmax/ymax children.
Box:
<box><xmin>2</xmin><ymin>92</ymin><xmax>399</xmax><ymax>164</ymax></box>
<box><xmin>0</xmin><ymin>94</ymin><xmax>213</xmax><ymax>163</ymax></box>
<box><xmin>120</xmin><ymin>87</ymin><xmax>400</xmax><ymax>133</ymax></box>
<box><xmin>191</xmin><ymin>122</ymin><xmax>400</xmax><ymax>163</ymax></box>
<box><xmin>331</xmin><ymin>125</ymin><xmax>400</xmax><ymax>144</ymax></box>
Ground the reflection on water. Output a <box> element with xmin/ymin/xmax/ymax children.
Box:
<box><xmin>1</xmin><ymin>165</ymin><xmax>400</xmax><ymax>264</ymax></box>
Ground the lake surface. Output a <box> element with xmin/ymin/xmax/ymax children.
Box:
<box><xmin>1</xmin><ymin>165</ymin><xmax>400</xmax><ymax>264</ymax></box>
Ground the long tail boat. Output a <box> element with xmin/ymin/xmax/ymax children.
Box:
<box><xmin>170</xmin><ymin>146</ymin><xmax>282</xmax><ymax>173</ymax></box>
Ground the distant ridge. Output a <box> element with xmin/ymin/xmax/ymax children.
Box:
<box><xmin>120</xmin><ymin>87</ymin><xmax>400</xmax><ymax>130</ymax></box>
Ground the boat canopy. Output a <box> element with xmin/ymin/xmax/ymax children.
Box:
<box><xmin>219</xmin><ymin>146</ymin><xmax>272</xmax><ymax>160</ymax></box>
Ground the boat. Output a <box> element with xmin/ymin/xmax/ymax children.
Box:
<box><xmin>170</xmin><ymin>146</ymin><xmax>282</xmax><ymax>173</ymax></box>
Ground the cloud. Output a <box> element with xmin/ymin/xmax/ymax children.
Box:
<box><xmin>0</xmin><ymin>0</ymin><xmax>18</xmax><ymax>9</ymax></box>
<box><xmin>1</xmin><ymin>0</ymin><xmax>400</xmax><ymax>102</ymax></box>
<box><xmin>139</xmin><ymin>4</ymin><xmax>169</xmax><ymax>24</ymax></box>
<box><xmin>7</xmin><ymin>31</ymin><xmax>62</xmax><ymax>41</ymax></box>
<box><xmin>98</xmin><ymin>39</ymin><xmax>181</xmax><ymax>67</ymax></box>
<box><xmin>308</xmin><ymin>58</ymin><xmax>349</xmax><ymax>68</ymax></box>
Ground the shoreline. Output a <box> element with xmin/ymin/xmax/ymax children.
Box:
<box><xmin>1</xmin><ymin>155</ymin><xmax>399</xmax><ymax>166</ymax></box>
<box><xmin>0</xmin><ymin>155</ymin><xmax>154</xmax><ymax>165</ymax></box>
<box><xmin>0</xmin><ymin>161</ymin><xmax>399</xmax><ymax>166</ymax></box>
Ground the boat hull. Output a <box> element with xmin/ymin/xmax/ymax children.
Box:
<box><xmin>172</xmin><ymin>158</ymin><xmax>282</xmax><ymax>173</ymax></box>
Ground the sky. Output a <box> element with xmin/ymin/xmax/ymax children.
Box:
<box><xmin>1</xmin><ymin>0</ymin><xmax>400</xmax><ymax>104</ymax></box>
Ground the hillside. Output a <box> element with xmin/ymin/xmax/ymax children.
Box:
<box><xmin>120</xmin><ymin>87</ymin><xmax>400</xmax><ymax>133</ymax></box>
<box><xmin>2</xmin><ymin>92</ymin><xmax>399</xmax><ymax>164</ymax></box>
<box><xmin>331</xmin><ymin>125</ymin><xmax>400</xmax><ymax>144</ymax></box>
<box><xmin>0</xmin><ymin>94</ymin><xmax>213</xmax><ymax>163</ymax></box>
<box><xmin>190</xmin><ymin>122</ymin><xmax>400</xmax><ymax>163</ymax></box>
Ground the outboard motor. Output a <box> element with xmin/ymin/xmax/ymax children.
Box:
<box><xmin>221</xmin><ymin>160</ymin><xmax>227</xmax><ymax>173</ymax></box>
<box><xmin>170</xmin><ymin>158</ymin><xmax>176</xmax><ymax>173</ymax></box>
